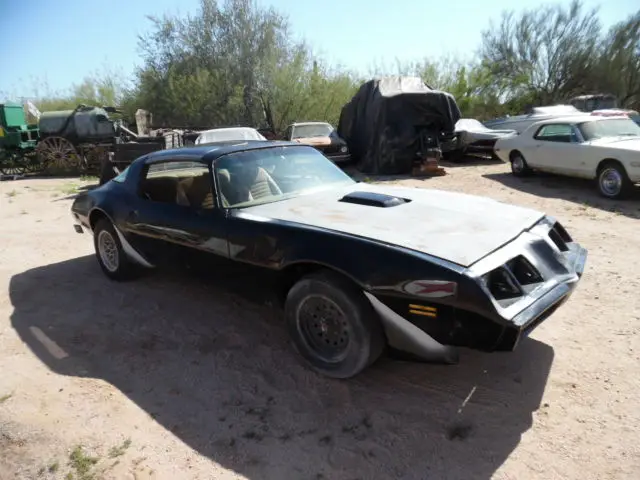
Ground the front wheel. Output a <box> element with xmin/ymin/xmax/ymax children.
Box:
<box><xmin>285</xmin><ymin>271</ymin><xmax>386</xmax><ymax>379</ymax></box>
<box><xmin>93</xmin><ymin>219</ymin><xmax>139</xmax><ymax>281</ymax></box>
<box><xmin>510</xmin><ymin>152</ymin><xmax>532</xmax><ymax>177</ymax></box>
<box><xmin>597</xmin><ymin>162</ymin><xmax>634</xmax><ymax>200</ymax></box>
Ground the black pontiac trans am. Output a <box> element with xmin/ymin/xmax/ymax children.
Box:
<box><xmin>71</xmin><ymin>140</ymin><xmax>587</xmax><ymax>378</ymax></box>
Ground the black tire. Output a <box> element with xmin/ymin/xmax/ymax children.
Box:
<box><xmin>285</xmin><ymin>270</ymin><xmax>386</xmax><ymax>379</ymax></box>
<box><xmin>93</xmin><ymin>218</ymin><xmax>138</xmax><ymax>281</ymax></box>
<box><xmin>510</xmin><ymin>151</ymin><xmax>532</xmax><ymax>177</ymax></box>
<box><xmin>596</xmin><ymin>161</ymin><xmax>634</xmax><ymax>200</ymax></box>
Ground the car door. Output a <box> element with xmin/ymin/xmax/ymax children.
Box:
<box><xmin>122</xmin><ymin>157</ymin><xmax>230</xmax><ymax>268</ymax></box>
<box><xmin>528</xmin><ymin>123</ymin><xmax>583</xmax><ymax>176</ymax></box>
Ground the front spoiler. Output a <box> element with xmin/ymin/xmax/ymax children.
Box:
<box><xmin>364</xmin><ymin>243</ymin><xmax>587</xmax><ymax>363</ymax></box>
<box><xmin>364</xmin><ymin>292</ymin><xmax>459</xmax><ymax>364</ymax></box>
<box><xmin>326</xmin><ymin>153</ymin><xmax>352</xmax><ymax>163</ymax></box>
<box><xmin>498</xmin><ymin>243</ymin><xmax>587</xmax><ymax>350</ymax></box>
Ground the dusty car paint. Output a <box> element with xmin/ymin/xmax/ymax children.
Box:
<box><xmin>242</xmin><ymin>182</ymin><xmax>544</xmax><ymax>267</ymax></box>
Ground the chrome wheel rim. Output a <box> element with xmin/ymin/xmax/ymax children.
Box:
<box><xmin>512</xmin><ymin>156</ymin><xmax>524</xmax><ymax>173</ymax></box>
<box><xmin>600</xmin><ymin>168</ymin><xmax>622</xmax><ymax>196</ymax></box>
<box><xmin>296</xmin><ymin>294</ymin><xmax>351</xmax><ymax>363</ymax></box>
<box><xmin>97</xmin><ymin>230</ymin><xmax>119</xmax><ymax>272</ymax></box>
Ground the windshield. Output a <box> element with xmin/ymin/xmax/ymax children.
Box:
<box><xmin>195</xmin><ymin>128</ymin><xmax>266</xmax><ymax>144</ymax></box>
<box><xmin>578</xmin><ymin>118</ymin><xmax>640</xmax><ymax>140</ymax></box>
<box><xmin>214</xmin><ymin>145</ymin><xmax>354</xmax><ymax>208</ymax></box>
<box><xmin>291</xmin><ymin>123</ymin><xmax>333</xmax><ymax>139</ymax></box>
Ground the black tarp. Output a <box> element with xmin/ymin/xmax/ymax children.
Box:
<box><xmin>337</xmin><ymin>76</ymin><xmax>461</xmax><ymax>174</ymax></box>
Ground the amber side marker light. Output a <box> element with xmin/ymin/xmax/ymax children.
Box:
<box><xmin>409</xmin><ymin>304</ymin><xmax>437</xmax><ymax>318</ymax></box>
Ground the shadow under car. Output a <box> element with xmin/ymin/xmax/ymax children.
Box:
<box><xmin>10</xmin><ymin>255</ymin><xmax>555</xmax><ymax>480</ymax></box>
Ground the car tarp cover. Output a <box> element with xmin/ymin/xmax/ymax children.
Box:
<box><xmin>337</xmin><ymin>76</ymin><xmax>461</xmax><ymax>174</ymax></box>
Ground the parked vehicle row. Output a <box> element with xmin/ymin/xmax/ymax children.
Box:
<box><xmin>67</xmin><ymin>85</ymin><xmax>640</xmax><ymax>380</ymax></box>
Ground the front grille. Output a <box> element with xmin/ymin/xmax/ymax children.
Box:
<box><xmin>483</xmin><ymin>256</ymin><xmax>544</xmax><ymax>303</ymax></box>
<box><xmin>553</xmin><ymin>221</ymin><xmax>572</xmax><ymax>242</ymax></box>
<box><xmin>548</xmin><ymin>221</ymin><xmax>571</xmax><ymax>252</ymax></box>
<box><xmin>484</xmin><ymin>267</ymin><xmax>522</xmax><ymax>300</ymax></box>
<box><xmin>506</xmin><ymin>255</ymin><xmax>543</xmax><ymax>285</ymax></box>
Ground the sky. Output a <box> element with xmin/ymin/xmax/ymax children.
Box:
<box><xmin>0</xmin><ymin>0</ymin><xmax>637</xmax><ymax>99</ymax></box>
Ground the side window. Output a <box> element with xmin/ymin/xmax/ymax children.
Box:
<box><xmin>534</xmin><ymin>124</ymin><xmax>575</xmax><ymax>143</ymax></box>
<box><xmin>140</xmin><ymin>160</ymin><xmax>215</xmax><ymax>209</ymax></box>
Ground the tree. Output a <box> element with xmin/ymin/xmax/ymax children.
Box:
<box><xmin>480</xmin><ymin>0</ymin><xmax>602</xmax><ymax>105</ymax></box>
<box><xmin>133</xmin><ymin>0</ymin><xmax>295</xmax><ymax>128</ymax></box>
<box><xmin>595</xmin><ymin>11</ymin><xmax>640</xmax><ymax>109</ymax></box>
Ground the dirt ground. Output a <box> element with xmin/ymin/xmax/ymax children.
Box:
<box><xmin>1</xmin><ymin>159</ymin><xmax>639</xmax><ymax>480</ymax></box>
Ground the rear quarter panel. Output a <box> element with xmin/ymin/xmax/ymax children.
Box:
<box><xmin>71</xmin><ymin>181</ymin><xmax>136</xmax><ymax>234</ymax></box>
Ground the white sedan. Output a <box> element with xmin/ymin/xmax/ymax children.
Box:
<box><xmin>493</xmin><ymin>115</ymin><xmax>640</xmax><ymax>199</ymax></box>
<box><xmin>194</xmin><ymin>127</ymin><xmax>267</xmax><ymax>145</ymax></box>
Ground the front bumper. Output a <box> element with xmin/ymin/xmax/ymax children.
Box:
<box><xmin>495</xmin><ymin>242</ymin><xmax>586</xmax><ymax>350</ymax></box>
<box><xmin>464</xmin><ymin>217</ymin><xmax>587</xmax><ymax>351</ymax></box>
<box><xmin>370</xmin><ymin>216</ymin><xmax>587</xmax><ymax>362</ymax></box>
<box><xmin>466</xmin><ymin>140</ymin><xmax>498</xmax><ymax>153</ymax></box>
<box><xmin>326</xmin><ymin>153</ymin><xmax>352</xmax><ymax>163</ymax></box>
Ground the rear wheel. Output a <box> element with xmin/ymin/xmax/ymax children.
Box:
<box><xmin>93</xmin><ymin>219</ymin><xmax>138</xmax><ymax>281</ymax></box>
<box><xmin>285</xmin><ymin>270</ymin><xmax>386</xmax><ymax>379</ymax></box>
<box><xmin>510</xmin><ymin>152</ymin><xmax>532</xmax><ymax>177</ymax></box>
<box><xmin>597</xmin><ymin>161</ymin><xmax>634</xmax><ymax>200</ymax></box>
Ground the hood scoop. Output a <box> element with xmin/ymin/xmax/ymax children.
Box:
<box><xmin>339</xmin><ymin>191</ymin><xmax>410</xmax><ymax>208</ymax></box>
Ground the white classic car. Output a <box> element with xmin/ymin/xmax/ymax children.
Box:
<box><xmin>493</xmin><ymin>115</ymin><xmax>640</xmax><ymax>199</ymax></box>
<box><xmin>194</xmin><ymin>127</ymin><xmax>267</xmax><ymax>144</ymax></box>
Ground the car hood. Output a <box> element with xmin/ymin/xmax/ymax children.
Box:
<box><xmin>589</xmin><ymin>136</ymin><xmax>640</xmax><ymax>151</ymax></box>
<box><xmin>292</xmin><ymin>136</ymin><xmax>332</xmax><ymax>146</ymax></box>
<box><xmin>292</xmin><ymin>136</ymin><xmax>345</xmax><ymax>149</ymax></box>
<box><xmin>240</xmin><ymin>182</ymin><xmax>545</xmax><ymax>267</ymax></box>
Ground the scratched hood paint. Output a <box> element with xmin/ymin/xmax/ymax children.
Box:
<box><xmin>240</xmin><ymin>182</ymin><xmax>545</xmax><ymax>267</ymax></box>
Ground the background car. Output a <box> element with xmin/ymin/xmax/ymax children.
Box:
<box><xmin>283</xmin><ymin>121</ymin><xmax>351</xmax><ymax>164</ymax></box>
<box><xmin>71</xmin><ymin>142</ymin><xmax>586</xmax><ymax>379</ymax></box>
<box><xmin>451</xmin><ymin>118</ymin><xmax>517</xmax><ymax>160</ymax></box>
<box><xmin>483</xmin><ymin>105</ymin><xmax>585</xmax><ymax>134</ymax></box>
<box><xmin>493</xmin><ymin>115</ymin><xmax>640</xmax><ymax>199</ymax></box>
<box><xmin>195</xmin><ymin>126</ymin><xmax>267</xmax><ymax>144</ymax></box>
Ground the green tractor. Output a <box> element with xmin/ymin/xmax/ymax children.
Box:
<box><xmin>0</xmin><ymin>102</ymin><xmax>40</xmax><ymax>176</ymax></box>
